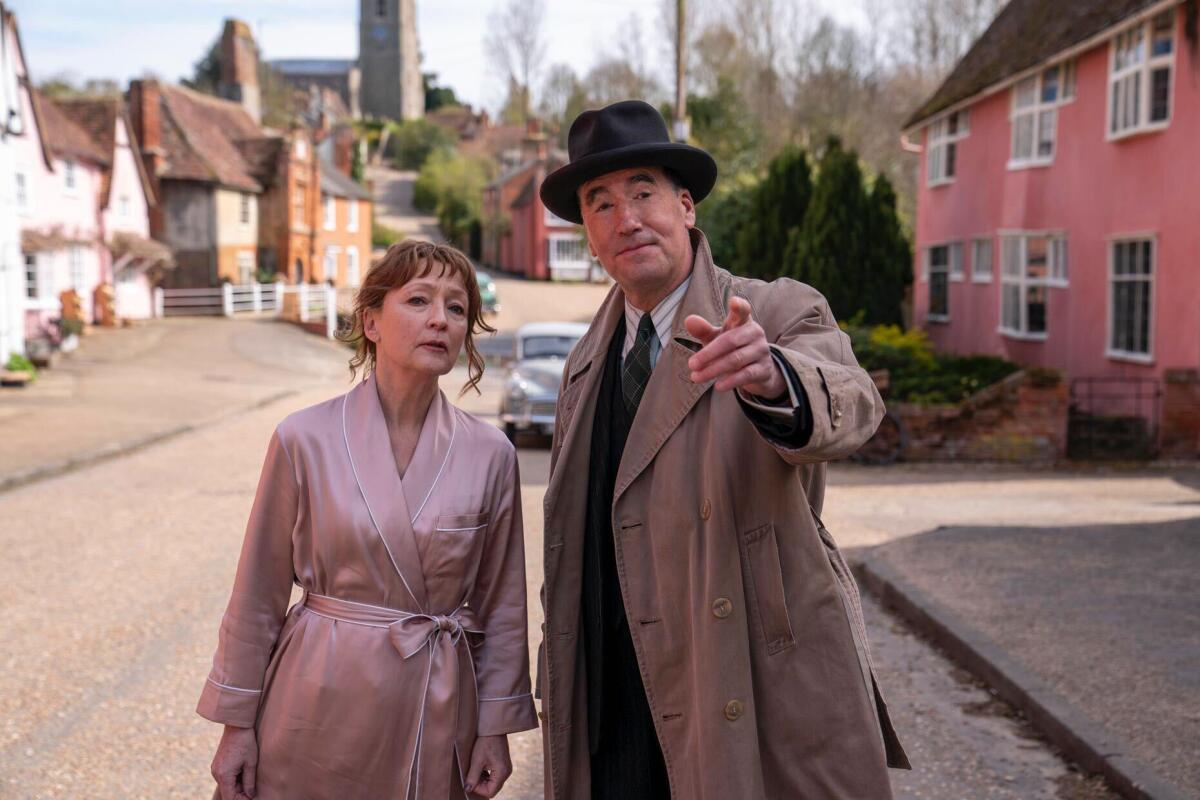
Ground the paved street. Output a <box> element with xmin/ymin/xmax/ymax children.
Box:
<box><xmin>4</xmin><ymin>297</ymin><xmax>1194</xmax><ymax>798</ymax></box>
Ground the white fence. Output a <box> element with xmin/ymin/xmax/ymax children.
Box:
<box><xmin>154</xmin><ymin>282</ymin><xmax>339</xmax><ymax>339</ymax></box>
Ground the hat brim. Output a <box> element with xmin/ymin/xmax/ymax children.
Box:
<box><xmin>539</xmin><ymin>142</ymin><xmax>718</xmax><ymax>224</ymax></box>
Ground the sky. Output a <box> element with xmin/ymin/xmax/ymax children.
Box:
<box><xmin>10</xmin><ymin>0</ymin><xmax>867</xmax><ymax>113</ymax></box>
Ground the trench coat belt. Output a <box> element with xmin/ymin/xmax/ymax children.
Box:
<box><xmin>301</xmin><ymin>592</ymin><xmax>484</xmax><ymax>800</ymax></box>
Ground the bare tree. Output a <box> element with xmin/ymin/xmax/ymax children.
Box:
<box><xmin>484</xmin><ymin>0</ymin><xmax>547</xmax><ymax>122</ymax></box>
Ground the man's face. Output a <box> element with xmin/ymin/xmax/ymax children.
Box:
<box><xmin>578</xmin><ymin>166</ymin><xmax>696</xmax><ymax>309</ymax></box>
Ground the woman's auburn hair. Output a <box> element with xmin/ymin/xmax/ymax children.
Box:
<box><xmin>340</xmin><ymin>240</ymin><xmax>496</xmax><ymax>395</ymax></box>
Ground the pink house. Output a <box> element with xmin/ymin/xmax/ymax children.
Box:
<box><xmin>906</xmin><ymin>0</ymin><xmax>1199</xmax><ymax>427</ymax></box>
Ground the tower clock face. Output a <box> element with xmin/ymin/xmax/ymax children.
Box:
<box><xmin>372</xmin><ymin>24</ymin><xmax>388</xmax><ymax>43</ymax></box>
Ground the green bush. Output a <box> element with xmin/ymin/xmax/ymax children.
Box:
<box><xmin>5</xmin><ymin>352</ymin><xmax>36</xmax><ymax>378</ymax></box>
<box><xmin>390</xmin><ymin>119</ymin><xmax>457</xmax><ymax>170</ymax></box>
<box><xmin>413</xmin><ymin>149</ymin><xmax>496</xmax><ymax>249</ymax></box>
<box><xmin>372</xmin><ymin>219</ymin><xmax>405</xmax><ymax>249</ymax></box>
<box><xmin>845</xmin><ymin>321</ymin><xmax>1019</xmax><ymax>405</ymax></box>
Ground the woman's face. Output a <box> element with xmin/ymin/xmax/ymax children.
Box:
<box><xmin>364</xmin><ymin>267</ymin><xmax>469</xmax><ymax>379</ymax></box>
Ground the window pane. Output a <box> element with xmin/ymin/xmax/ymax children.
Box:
<box><xmin>1015</xmin><ymin>76</ymin><xmax>1037</xmax><ymax>108</ymax></box>
<box><xmin>1063</xmin><ymin>61</ymin><xmax>1077</xmax><ymax>99</ymax></box>
<box><xmin>1111</xmin><ymin>80</ymin><xmax>1122</xmax><ymax>133</ymax></box>
<box><xmin>1026</xmin><ymin>285</ymin><xmax>1047</xmax><ymax>333</ymax></box>
<box><xmin>1130</xmin><ymin>25</ymin><xmax>1145</xmax><ymax>64</ymax></box>
<box><xmin>1002</xmin><ymin>238</ymin><xmax>1021</xmax><ymax>277</ymax></box>
<box><xmin>1002</xmin><ymin>284</ymin><xmax>1021</xmax><ymax>330</ymax></box>
<box><xmin>973</xmin><ymin>240</ymin><xmax>993</xmax><ymax>278</ymax></box>
<box><xmin>947</xmin><ymin>112</ymin><xmax>960</xmax><ymax>135</ymax></box>
<box><xmin>930</xmin><ymin>272</ymin><xmax>948</xmax><ymax>316</ymax></box>
<box><xmin>1150</xmin><ymin>67</ymin><xmax>1171</xmax><ymax>122</ymax></box>
<box><xmin>929</xmin><ymin>146</ymin><xmax>944</xmax><ymax>182</ymax></box>
<box><xmin>1112</xmin><ymin>281</ymin><xmax>1131</xmax><ymax>350</ymax></box>
<box><xmin>1037</xmin><ymin>109</ymin><xmax>1056</xmax><ymax>157</ymax></box>
<box><xmin>1041</xmin><ymin>67</ymin><xmax>1059</xmax><ymax>103</ymax></box>
<box><xmin>1152</xmin><ymin>11</ymin><xmax>1174</xmax><ymax>56</ymax></box>
<box><xmin>1026</xmin><ymin>236</ymin><xmax>1048</xmax><ymax>279</ymax></box>
<box><xmin>1051</xmin><ymin>238</ymin><xmax>1068</xmax><ymax>281</ymax></box>
<box><xmin>930</xmin><ymin>245</ymin><xmax>949</xmax><ymax>269</ymax></box>
<box><xmin>1013</xmin><ymin>114</ymin><xmax>1035</xmax><ymax>160</ymax></box>
<box><xmin>946</xmin><ymin>142</ymin><xmax>957</xmax><ymax>178</ymax></box>
<box><xmin>950</xmin><ymin>242</ymin><xmax>964</xmax><ymax>276</ymax></box>
<box><xmin>1139</xmin><ymin>240</ymin><xmax>1153</xmax><ymax>275</ymax></box>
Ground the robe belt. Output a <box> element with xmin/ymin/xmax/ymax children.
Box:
<box><xmin>301</xmin><ymin>592</ymin><xmax>483</xmax><ymax>800</ymax></box>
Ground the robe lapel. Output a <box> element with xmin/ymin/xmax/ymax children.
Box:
<box><xmin>341</xmin><ymin>373</ymin><xmax>430</xmax><ymax>611</ymax></box>
<box><xmin>400</xmin><ymin>388</ymin><xmax>457</xmax><ymax>529</ymax></box>
<box><xmin>614</xmin><ymin>230</ymin><xmax>728</xmax><ymax>503</ymax></box>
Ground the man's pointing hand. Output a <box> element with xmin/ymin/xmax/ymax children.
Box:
<box><xmin>684</xmin><ymin>296</ymin><xmax>786</xmax><ymax>399</ymax></box>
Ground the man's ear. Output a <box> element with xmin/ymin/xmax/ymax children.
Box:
<box><xmin>679</xmin><ymin>188</ymin><xmax>696</xmax><ymax>229</ymax></box>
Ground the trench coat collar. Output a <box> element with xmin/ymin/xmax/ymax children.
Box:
<box><xmin>614</xmin><ymin>228</ymin><xmax>725</xmax><ymax>499</ymax></box>
<box><xmin>549</xmin><ymin>228</ymin><xmax>727</xmax><ymax>511</ymax></box>
<box><xmin>342</xmin><ymin>373</ymin><xmax>457</xmax><ymax>611</ymax></box>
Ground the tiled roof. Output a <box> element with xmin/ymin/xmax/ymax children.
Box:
<box><xmin>55</xmin><ymin>98</ymin><xmax>120</xmax><ymax>204</ymax></box>
<box><xmin>32</xmin><ymin>90</ymin><xmax>110</xmax><ymax>166</ymax></box>
<box><xmin>905</xmin><ymin>0</ymin><xmax>1166</xmax><ymax>129</ymax></box>
<box><xmin>319</xmin><ymin>157</ymin><xmax>372</xmax><ymax>201</ymax></box>
<box><xmin>157</xmin><ymin>83</ymin><xmax>263</xmax><ymax>192</ymax></box>
<box><xmin>236</xmin><ymin>136</ymin><xmax>284</xmax><ymax>185</ymax></box>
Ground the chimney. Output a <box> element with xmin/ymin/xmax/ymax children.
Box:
<box><xmin>332</xmin><ymin>125</ymin><xmax>354</xmax><ymax>176</ymax></box>
<box><xmin>522</xmin><ymin>117</ymin><xmax>548</xmax><ymax>164</ymax></box>
<box><xmin>218</xmin><ymin>18</ymin><xmax>261</xmax><ymax>123</ymax></box>
<box><xmin>128</xmin><ymin>79</ymin><xmax>165</xmax><ymax>236</ymax></box>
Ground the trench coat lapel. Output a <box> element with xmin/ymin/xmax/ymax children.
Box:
<box><xmin>342</xmin><ymin>373</ymin><xmax>442</xmax><ymax>611</ymax></box>
<box><xmin>614</xmin><ymin>230</ymin><xmax>726</xmax><ymax>502</ymax></box>
<box><xmin>543</xmin><ymin>286</ymin><xmax>624</xmax><ymax>521</ymax></box>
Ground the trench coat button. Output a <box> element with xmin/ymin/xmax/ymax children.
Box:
<box><xmin>724</xmin><ymin>700</ymin><xmax>744</xmax><ymax>721</ymax></box>
<box><xmin>700</xmin><ymin>498</ymin><xmax>712</xmax><ymax>520</ymax></box>
<box><xmin>711</xmin><ymin>597</ymin><xmax>733</xmax><ymax>619</ymax></box>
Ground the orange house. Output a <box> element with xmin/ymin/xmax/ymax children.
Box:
<box><xmin>314</xmin><ymin>159</ymin><xmax>372</xmax><ymax>286</ymax></box>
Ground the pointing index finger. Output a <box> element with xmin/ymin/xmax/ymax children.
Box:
<box><xmin>722</xmin><ymin>296</ymin><xmax>752</xmax><ymax>332</ymax></box>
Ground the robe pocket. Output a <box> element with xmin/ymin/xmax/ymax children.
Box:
<box><xmin>435</xmin><ymin>511</ymin><xmax>490</xmax><ymax>534</ymax></box>
<box><xmin>431</xmin><ymin>512</ymin><xmax>490</xmax><ymax>572</ymax></box>
<box><xmin>741</xmin><ymin>522</ymin><xmax>796</xmax><ymax>655</ymax></box>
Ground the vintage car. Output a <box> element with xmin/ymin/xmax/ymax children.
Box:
<box><xmin>499</xmin><ymin>321</ymin><xmax>589</xmax><ymax>442</ymax></box>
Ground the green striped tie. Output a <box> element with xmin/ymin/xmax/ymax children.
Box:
<box><xmin>622</xmin><ymin>313</ymin><xmax>657</xmax><ymax>414</ymax></box>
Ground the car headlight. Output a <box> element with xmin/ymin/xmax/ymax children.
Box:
<box><xmin>506</xmin><ymin>377</ymin><xmax>529</xmax><ymax>402</ymax></box>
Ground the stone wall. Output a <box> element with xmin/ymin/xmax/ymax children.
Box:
<box><xmin>892</xmin><ymin>371</ymin><xmax>1070</xmax><ymax>463</ymax></box>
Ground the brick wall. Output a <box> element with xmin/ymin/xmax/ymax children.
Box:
<box><xmin>1160</xmin><ymin>369</ymin><xmax>1200</xmax><ymax>459</ymax></box>
<box><xmin>891</xmin><ymin>371</ymin><xmax>1070</xmax><ymax>463</ymax></box>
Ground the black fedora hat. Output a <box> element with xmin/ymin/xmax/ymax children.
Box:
<box><xmin>540</xmin><ymin>100</ymin><xmax>718</xmax><ymax>224</ymax></box>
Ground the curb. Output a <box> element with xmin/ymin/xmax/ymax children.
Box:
<box><xmin>0</xmin><ymin>389</ymin><xmax>299</xmax><ymax>495</ymax></box>
<box><xmin>852</xmin><ymin>550</ymin><xmax>1190</xmax><ymax>800</ymax></box>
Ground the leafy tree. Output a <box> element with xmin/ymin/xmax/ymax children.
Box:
<box><xmin>862</xmin><ymin>174</ymin><xmax>912</xmax><ymax>326</ymax></box>
<box><xmin>423</xmin><ymin>72</ymin><xmax>460</xmax><ymax>111</ymax></box>
<box><xmin>686</xmin><ymin>76</ymin><xmax>760</xmax><ymax>177</ymax></box>
<box><xmin>695</xmin><ymin>172</ymin><xmax>758</xmax><ymax>269</ymax></box>
<box><xmin>390</xmin><ymin>119</ymin><xmax>457</xmax><ymax>170</ymax></box>
<box><xmin>732</xmin><ymin>145</ymin><xmax>810</xmax><ymax>281</ymax></box>
<box><xmin>788</xmin><ymin>138</ymin><xmax>871</xmax><ymax>318</ymax></box>
<box><xmin>182</xmin><ymin>36</ymin><xmax>221</xmax><ymax>94</ymax></box>
<box><xmin>413</xmin><ymin>150</ymin><xmax>497</xmax><ymax>249</ymax></box>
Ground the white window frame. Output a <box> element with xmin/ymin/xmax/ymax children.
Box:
<box><xmin>69</xmin><ymin>246</ymin><xmax>85</xmax><ymax>292</ymax></box>
<box><xmin>239</xmin><ymin>193</ymin><xmax>252</xmax><ymax>226</ymax></box>
<box><xmin>998</xmin><ymin>231</ymin><xmax>1068</xmax><ymax>340</ymax></box>
<box><xmin>1008</xmin><ymin>61</ymin><xmax>1075</xmax><ymax>169</ymax></box>
<box><xmin>926</xmin><ymin>110</ymin><xmax>969</xmax><ymax>187</ymax></box>
<box><xmin>1107</xmin><ymin>10</ymin><xmax>1176</xmax><ymax>140</ymax></box>
<box><xmin>63</xmin><ymin>159</ymin><xmax>78</xmax><ymax>193</ymax></box>
<box><xmin>346</xmin><ymin>245</ymin><xmax>360</xmax><ymax>286</ymax></box>
<box><xmin>119</xmin><ymin>194</ymin><xmax>131</xmax><ymax>218</ymax></box>
<box><xmin>294</xmin><ymin>138</ymin><xmax>308</xmax><ymax>158</ymax></box>
<box><xmin>347</xmin><ymin>199</ymin><xmax>359</xmax><ymax>233</ymax></box>
<box><xmin>1106</xmin><ymin>234</ymin><xmax>1155</xmax><ymax>363</ymax></box>
<box><xmin>924</xmin><ymin>242</ymin><xmax>960</xmax><ymax>322</ymax></box>
<box><xmin>971</xmin><ymin>237</ymin><xmax>994</xmax><ymax>283</ymax></box>
<box><xmin>324</xmin><ymin>244</ymin><xmax>340</xmax><ymax>279</ymax></box>
<box><xmin>323</xmin><ymin>194</ymin><xmax>336</xmax><ymax>231</ymax></box>
<box><xmin>15</xmin><ymin>170</ymin><xmax>28</xmax><ymax>212</ymax></box>
<box><xmin>24</xmin><ymin>253</ymin><xmax>38</xmax><ymax>300</ymax></box>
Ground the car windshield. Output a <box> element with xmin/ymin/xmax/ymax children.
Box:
<box><xmin>521</xmin><ymin>335</ymin><xmax>579</xmax><ymax>360</ymax></box>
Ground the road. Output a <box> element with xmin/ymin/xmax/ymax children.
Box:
<box><xmin>3</xmin><ymin>305</ymin><xmax>1174</xmax><ymax>798</ymax></box>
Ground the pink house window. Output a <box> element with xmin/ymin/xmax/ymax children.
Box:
<box><xmin>1010</xmin><ymin>61</ymin><xmax>1075</xmax><ymax>167</ymax></box>
<box><xmin>924</xmin><ymin>242</ymin><xmax>962</xmax><ymax>321</ymax></box>
<box><xmin>927</xmin><ymin>111</ymin><xmax>968</xmax><ymax>186</ymax></box>
<box><xmin>1109</xmin><ymin>11</ymin><xmax>1174</xmax><ymax>137</ymax></box>
<box><xmin>1108</xmin><ymin>238</ymin><xmax>1154</xmax><ymax>360</ymax></box>
<box><xmin>999</xmin><ymin>233</ymin><xmax>1068</xmax><ymax>339</ymax></box>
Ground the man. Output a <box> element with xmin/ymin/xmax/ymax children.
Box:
<box><xmin>535</xmin><ymin>100</ymin><xmax>908</xmax><ymax>800</ymax></box>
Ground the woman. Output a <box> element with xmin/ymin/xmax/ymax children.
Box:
<box><xmin>199</xmin><ymin>241</ymin><xmax>537</xmax><ymax>800</ymax></box>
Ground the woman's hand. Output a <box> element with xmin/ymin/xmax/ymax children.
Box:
<box><xmin>464</xmin><ymin>734</ymin><xmax>512</xmax><ymax>798</ymax></box>
<box><xmin>211</xmin><ymin>724</ymin><xmax>258</xmax><ymax>800</ymax></box>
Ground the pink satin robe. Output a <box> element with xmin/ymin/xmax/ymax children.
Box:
<box><xmin>197</xmin><ymin>374</ymin><xmax>538</xmax><ymax>799</ymax></box>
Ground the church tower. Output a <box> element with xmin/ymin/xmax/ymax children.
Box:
<box><xmin>359</xmin><ymin>0</ymin><xmax>423</xmax><ymax>121</ymax></box>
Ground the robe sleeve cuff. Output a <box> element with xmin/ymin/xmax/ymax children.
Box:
<box><xmin>477</xmin><ymin>692</ymin><xmax>538</xmax><ymax>736</ymax></box>
<box><xmin>196</xmin><ymin>675</ymin><xmax>262</xmax><ymax>728</ymax></box>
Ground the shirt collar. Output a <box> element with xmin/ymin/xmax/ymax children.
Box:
<box><xmin>623</xmin><ymin>273</ymin><xmax>692</xmax><ymax>352</ymax></box>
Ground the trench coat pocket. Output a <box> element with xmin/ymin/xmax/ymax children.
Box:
<box><xmin>741</xmin><ymin>523</ymin><xmax>796</xmax><ymax>655</ymax></box>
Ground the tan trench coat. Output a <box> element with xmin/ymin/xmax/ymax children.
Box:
<box><xmin>198</xmin><ymin>375</ymin><xmax>537</xmax><ymax>799</ymax></box>
<box><xmin>537</xmin><ymin>230</ymin><xmax>908</xmax><ymax>799</ymax></box>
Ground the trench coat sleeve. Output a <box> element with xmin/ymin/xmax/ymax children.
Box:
<box><xmin>196</xmin><ymin>428</ymin><xmax>299</xmax><ymax>728</ymax></box>
<box><xmin>753</xmin><ymin>286</ymin><xmax>885</xmax><ymax>464</ymax></box>
<box><xmin>472</xmin><ymin>449</ymin><xmax>538</xmax><ymax>736</ymax></box>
